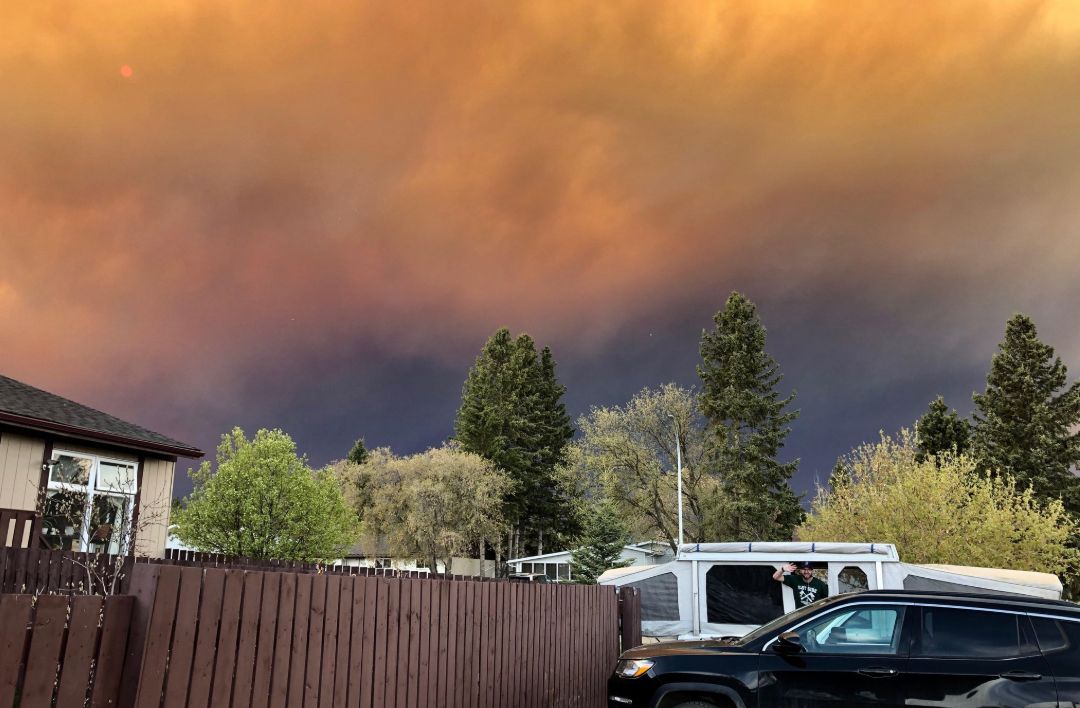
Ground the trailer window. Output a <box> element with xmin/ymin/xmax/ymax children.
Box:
<box><xmin>838</xmin><ymin>566</ymin><xmax>868</xmax><ymax>594</ymax></box>
<box><xmin>628</xmin><ymin>572</ymin><xmax>680</xmax><ymax>621</ymax></box>
<box><xmin>705</xmin><ymin>565</ymin><xmax>784</xmax><ymax>624</ymax></box>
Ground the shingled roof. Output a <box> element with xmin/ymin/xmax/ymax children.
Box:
<box><xmin>0</xmin><ymin>374</ymin><xmax>203</xmax><ymax>458</ymax></box>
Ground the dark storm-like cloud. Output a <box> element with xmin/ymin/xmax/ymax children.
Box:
<box><xmin>2</xmin><ymin>1</ymin><xmax>1079</xmax><ymax>484</ymax></box>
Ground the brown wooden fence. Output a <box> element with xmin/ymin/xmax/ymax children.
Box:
<box><xmin>0</xmin><ymin>593</ymin><xmax>133</xmax><ymax>707</ymax></box>
<box><xmin>0</xmin><ymin>547</ymin><xmax>134</xmax><ymax>595</ymax></box>
<box><xmin>617</xmin><ymin>586</ymin><xmax>642</xmax><ymax>650</ymax></box>
<box><xmin>0</xmin><ymin>547</ymin><xmax>495</xmax><ymax>598</ymax></box>
<box><xmin>121</xmin><ymin>563</ymin><xmax>624</xmax><ymax>708</ymax></box>
<box><xmin>0</xmin><ymin>509</ymin><xmax>41</xmax><ymax>549</ymax></box>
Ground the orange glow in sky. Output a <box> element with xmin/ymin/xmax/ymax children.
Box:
<box><xmin>1</xmin><ymin>0</ymin><xmax>1080</xmax><ymax>473</ymax></box>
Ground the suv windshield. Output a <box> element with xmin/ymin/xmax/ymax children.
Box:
<box><xmin>732</xmin><ymin>599</ymin><xmax>830</xmax><ymax>646</ymax></box>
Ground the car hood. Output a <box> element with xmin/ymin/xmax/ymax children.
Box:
<box><xmin>621</xmin><ymin>639</ymin><xmax>753</xmax><ymax>660</ymax></box>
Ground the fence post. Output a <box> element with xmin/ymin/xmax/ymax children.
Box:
<box><xmin>617</xmin><ymin>586</ymin><xmax>641</xmax><ymax>651</ymax></box>
<box><xmin>117</xmin><ymin>563</ymin><xmax>161</xmax><ymax>708</ymax></box>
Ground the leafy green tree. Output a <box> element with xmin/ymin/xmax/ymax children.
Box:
<box><xmin>570</xmin><ymin>500</ymin><xmax>633</xmax><ymax>584</ymax></box>
<box><xmin>454</xmin><ymin>328</ymin><xmax>576</xmax><ymax>559</ymax></box>
<box><xmin>915</xmin><ymin>396</ymin><xmax>971</xmax><ymax>463</ymax></box>
<box><xmin>565</xmin><ymin>384</ymin><xmax>710</xmax><ymax>552</ymax></box>
<box><xmin>341</xmin><ymin>445</ymin><xmax>510</xmax><ymax>573</ymax></box>
<box><xmin>972</xmin><ymin>314</ymin><xmax>1080</xmax><ymax>511</ymax></box>
<box><xmin>347</xmin><ymin>437</ymin><xmax>370</xmax><ymax>465</ymax></box>
<box><xmin>800</xmin><ymin>430</ymin><xmax>1078</xmax><ymax>575</ymax></box>
<box><xmin>173</xmin><ymin>428</ymin><xmax>358</xmax><ymax>562</ymax></box>
<box><xmin>697</xmin><ymin>292</ymin><xmax>803</xmax><ymax>541</ymax></box>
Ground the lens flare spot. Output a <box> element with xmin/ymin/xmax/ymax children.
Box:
<box><xmin>119</xmin><ymin>65</ymin><xmax>133</xmax><ymax>78</ymax></box>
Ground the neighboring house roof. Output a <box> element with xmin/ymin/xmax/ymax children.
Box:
<box><xmin>509</xmin><ymin>544</ymin><xmax>669</xmax><ymax>565</ymax></box>
<box><xmin>0</xmin><ymin>374</ymin><xmax>203</xmax><ymax>458</ymax></box>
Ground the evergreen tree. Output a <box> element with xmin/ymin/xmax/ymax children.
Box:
<box><xmin>915</xmin><ymin>396</ymin><xmax>971</xmax><ymax>463</ymax></box>
<box><xmin>529</xmin><ymin>346</ymin><xmax>577</xmax><ymax>550</ymax></box>
<box><xmin>827</xmin><ymin>460</ymin><xmax>851</xmax><ymax>491</ymax></box>
<box><xmin>347</xmin><ymin>437</ymin><xmax>370</xmax><ymax>465</ymax></box>
<box><xmin>454</xmin><ymin>328</ymin><xmax>576</xmax><ymax>558</ymax></box>
<box><xmin>972</xmin><ymin>314</ymin><xmax>1080</xmax><ymax>511</ymax></box>
<box><xmin>570</xmin><ymin>500</ymin><xmax>633</xmax><ymax>584</ymax></box>
<box><xmin>454</xmin><ymin>328</ymin><xmax>525</xmax><ymax>478</ymax></box>
<box><xmin>697</xmin><ymin>292</ymin><xmax>803</xmax><ymax>541</ymax></box>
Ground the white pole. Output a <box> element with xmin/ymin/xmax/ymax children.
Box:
<box><xmin>676</xmin><ymin>431</ymin><xmax>683</xmax><ymax>548</ymax></box>
<box><xmin>669</xmin><ymin>414</ymin><xmax>684</xmax><ymax>549</ymax></box>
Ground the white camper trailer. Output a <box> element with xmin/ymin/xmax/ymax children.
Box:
<box><xmin>598</xmin><ymin>542</ymin><xmax>1063</xmax><ymax>640</ymax></box>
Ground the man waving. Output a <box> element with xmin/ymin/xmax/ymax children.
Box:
<box><xmin>773</xmin><ymin>561</ymin><xmax>828</xmax><ymax>609</ymax></box>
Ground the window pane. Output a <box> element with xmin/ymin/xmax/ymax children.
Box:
<box><xmin>799</xmin><ymin>606</ymin><xmax>905</xmax><ymax>655</ymax></box>
<box><xmin>89</xmin><ymin>495</ymin><xmax>130</xmax><ymax>555</ymax></box>
<box><xmin>1030</xmin><ymin>617</ymin><xmax>1070</xmax><ymax>654</ymax></box>
<box><xmin>558</xmin><ymin>564</ymin><xmax>569</xmax><ymax>580</ymax></box>
<box><xmin>50</xmin><ymin>454</ymin><xmax>91</xmax><ymax>485</ymax></box>
<box><xmin>918</xmin><ymin>608</ymin><xmax>1019</xmax><ymax>658</ymax></box>
<box><xmin>545</xmin><ymin>564</ymin><xmax>557</xmax><ymax>580</ymax></box>
<box><xmin>705</xmin><ymin>565</ymin><xmax>784</xmax><ymax>624</ymax></box>
<box><xmin>630</xmin><ymin>572</ymin><xmax>681</xmax><ymax>622</ymax></box>
<box><xmin>838</xmin><ymin>567</ymin><xmax>868</xmax><ymax>594</ymax></box>
<box><xmin>97</xmin><ymin>461</ymin><xmax>137</xmax><ymax>493</ymax></box>
<box><xmin>42</xmin><ymin>488</ymin><xmax>88</xmax><ymax>551</ymax></box>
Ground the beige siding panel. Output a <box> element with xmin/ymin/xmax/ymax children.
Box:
<box><xmin>0</xmin><ymin>432</ymin><xmax>44</xmax><ymax>512</ymax></box>
<box><xmin>135</xmin><ymin>457</ymin><xmax>175</xmax><ymax>558</ymax></box>
<box><xmin>18</xmin><ymin>435</ymin><xmax>45</xmax><ymax>511</ymax></box>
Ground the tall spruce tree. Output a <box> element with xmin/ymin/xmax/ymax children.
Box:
<box><xmin>570</xmin><ymin>500</ymin><xmax>633</xmax><ymax>584</ymax></box>
<box><xmin>454</xmin><ymin>328</ymin><xmax>576</xmax><ymax>559</ymax></box>
<box><xmin>828</xmin><ymin>460</ymin><xmax>851</xmax><ymax>491</ymax></box>
<box><xmin>346</xmin><ymin>437</ymin><xmax>370</xmax><ymax>465</ymax></box>
<box><xmin>529</xmin><ymin>346</ymin><xmax>577</xmax><ymax>552</ymax></box>
<box><xmin>972</xmin><ymin>314</ymin><xmax>1080</xmax><ymax>511</ymax></box>
<box><xmin>915</xmin><ymin>396</ymin><xmax>971</xmax><ymax>463</ymax></box>
<box><xmin>697</xmin><ymin>292</ymin><xmax>803</xmax><ymax>541</ymax></box>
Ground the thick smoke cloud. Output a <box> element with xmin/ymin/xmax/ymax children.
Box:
<box><xmin>2</xmin><ymin>1</ymin><xmax>1078</xmax><ymax>491</ymax></box>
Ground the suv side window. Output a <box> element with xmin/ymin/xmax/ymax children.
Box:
<box><xmin>1030</xmin><ymin>616</ymin><xmax>1072</xmax><ymax>654</ymax></box>
<box><xmin>915</xmin><ymin>607</ymin><xmax>1022</xmax><ymax>659</ymax></box>
<box><xmin>794</xmin><ymin>605</ymin><xmax>906</xmax><ymax>655</ymax></box>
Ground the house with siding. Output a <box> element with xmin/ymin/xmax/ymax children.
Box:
<box><xmin>0</xmin><ymin>374</ymin><xmax>203</xmax><ymax>557</ymax></box>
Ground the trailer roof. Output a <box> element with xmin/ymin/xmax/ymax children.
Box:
<box><xmin>677</xmin><ymin>541</ymin><xmax>899</xmax><ymax>560</ymax></box>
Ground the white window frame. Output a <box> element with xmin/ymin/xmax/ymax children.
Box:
<box><xmin>45</xmin><ymin>449</ymin><xmax>138</xmax><ymax>554</ymax></box>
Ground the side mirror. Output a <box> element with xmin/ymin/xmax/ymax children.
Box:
<box><xmin>772</xmin><ymin>632</ymin><xmax>804</xmax><ymax>654</ymax></box>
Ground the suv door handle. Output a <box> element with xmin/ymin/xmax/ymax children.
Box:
<box><xmin>858</xmin><ymin>667</ymin><xmax>898</xmax><ymax>678</ymax></box>
<box><xmin>999</xmin><ymin>671</ymin><xmax>1042</xmax><ymax>681</ymax></box>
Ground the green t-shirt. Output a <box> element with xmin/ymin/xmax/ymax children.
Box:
<box><xmin>783</xmin><ymin>574</ymin><xmax>828</xmax><ymax>608</ymax></box>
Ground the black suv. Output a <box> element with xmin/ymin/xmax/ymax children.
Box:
<box><xmin>609</xmin><ymin>589</ymin><xmax>1080</xmax><ymax>708</ymax></box>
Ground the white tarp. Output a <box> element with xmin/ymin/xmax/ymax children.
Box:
<box><xmin>883</xmin><ymin>562</ymin><xmax>1062</xmax><ymax>600</ymax></box>
<box><xmin>679</xmin><ymin>542</ymin><xmax>897</xmax><ymax>558</ymax></box>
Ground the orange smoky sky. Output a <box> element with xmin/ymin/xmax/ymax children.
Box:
<box><xmin>2</xmin><ymin>1</ymin><xmax>1080</xmax><ymax>478</ymax></box>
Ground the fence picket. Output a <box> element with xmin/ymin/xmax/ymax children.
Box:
<box><xmin>269</xmin><ymin>572</ymin><xmax>297</xmax><ymax>708</ymax></box>
<box><xmin>250</xmin><ymin>570</ymin><xmax>279</xmax><ymax>708</ymax></box>
<box><xmin>0</xmin><ymin>595</ymin><xmax>32</xmax><ymax>705</ymax></box>
<box><xmin>56</xmin><ymin>595</ymin><xmax>103</xmax><ymax>706</ymax></box>
<box><xmin>232</xmin><ymin>571</ymin><xmax>264</xmax><ymax>708</ymax></box>
<box><xmin>163</xmin><ymin>566</ymin><xmax>204</xmax><ymax>708</ymax></box>
<box><xmin>20</xmin><ymin>595</ymin><xmax>68</xmax><ymax>708</ymax></box>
